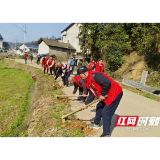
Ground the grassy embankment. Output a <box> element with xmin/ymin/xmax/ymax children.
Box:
<box><xmin>0</xmin><ymin>57</ymin><xmax>84</xmax><ymax>137</ymax></box>
<box><xmin>0</xmin><ymin>62</ymin><xmax>35</xmax><ymax>136</ymax></box>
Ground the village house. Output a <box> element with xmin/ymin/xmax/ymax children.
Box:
<box><xmin>16</xmin><ymin>49</ymin><xmax>23</xmax><ymax>56</ymax></box>
<box><xmin>0</xmin><ymin>34</ymin><xmax>10</xmax><ymax>52</ymax></box>
<box><xmin>61</xmin><ymin>23</ymin><xmax>82</xmax><ymax>56</ymax></box>
<box><xmin>61</xmin><ymin>23</ymin><xmax>88</xmax><ymax>65</ymax></box>
<box><xmin>38</xmin><ymin>38</ymin><xmax>76</xmax><ymax>63</ymax></box>
<box><xmin>17</xmin><ymin>44</ymin><xmax>38</xmax><ymax>57</ymax></box>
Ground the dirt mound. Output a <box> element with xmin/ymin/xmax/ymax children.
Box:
<box><xmin>56</xmin><ymin>98</ymin><xmax>69</xmax><ymax>105</ymax></box>
<box><xmin>61</xmin><ymin>120</ymin><xmax>95</xmax><ymax>136</ymax></box>
<box><xmin>112</xmin><ymin>52</ymin><xmax>147</xmax><ymax>82</ymax></box>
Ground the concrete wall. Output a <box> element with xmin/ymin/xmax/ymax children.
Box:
<box><xmin>38</xmin><ymin>41</ymin><xmax>49</xmax><ymax>54</ymax></box>
<box><xmin>62</xmin><ymin>23</ymin><xmax>82</xmax><ymax>53</ymax></box>
<box><xmin>49</xmin><ymin>46</ymin><xmax>75</xmax><ymax>64</ymax></box>
<box><xmin>16</xmin><ymin>50</ymin><xmax>23</xmax><ymax>55</ymax></box>
<box><xmin>0</xmin><ymin>39</ymin><xmax>3</xmax><ymax>49</ymax></box>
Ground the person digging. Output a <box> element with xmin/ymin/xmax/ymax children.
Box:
<box><xmin>56</xmin><ymin>62</ymin><xmax>72</xmax><ymax>87</ymax></box>
<box><xmin>68</xmin><ymin>75</ymin><xmax>88</xmax><ymax>103</ymax></box>
<box><xmin>47</xmin><ymin>55</ymin><xmax>56</xmax><ymax>76</ymax></box>
<box><xmin>77</xmin><ymin>66</ymin><xmax>123</xmax><ymax>137</ymax></box>
<box><xmin>42</xmin><ymin>57</ymin><xmax>49</xmax><ymax>74</ymax></box>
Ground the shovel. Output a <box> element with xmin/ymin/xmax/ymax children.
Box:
<box><xmin>61</xmin><ymin>95</ymin><xmax>108</xmax><ymax>123</ymax></box>
<box><xmin>56</xmin><ymin>95</ymin><xmax>88</xmax><ymax>99</ymax></box>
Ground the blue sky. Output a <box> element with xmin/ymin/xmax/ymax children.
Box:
<box><xmin>0</xmin><ymin>23</ymin><xmax>71</xmax><ymax>43</ymax></box>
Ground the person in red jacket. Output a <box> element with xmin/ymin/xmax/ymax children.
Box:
<box><xmin>47</xmin><ymin>55</ymin><xmax>56</xmax><ymax>76</ymax></box>
<box><xmin>42</xmin><ymin>57</ymin><xmax>49</xmax><ymax>74</ymax></box>
<box><xmin>24</xmin><ymin>52</ymin><xmax>28</xmax><ymax>64</ymax></box>
<box><xmin>92</xmin><ymin>58</ymin><xmax>104</xmax><ymax>73</ymax></box>
<box><xmin>68</xmin><ymin>75</ymin><xmax>88</xmax><ymax>103</ymax></box>
<box><xmin>77</xmin><ymin>66</ymin><xmax>123</xmax><ymax>137</ymax></box>
<box><xmin>88</xmin><ymin>61</ymin><xmax>95</xmax><ymax>70</ymax></box>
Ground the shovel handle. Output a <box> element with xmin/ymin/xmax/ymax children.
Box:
<box><xmin>85</xmin><ymin>95</ymin><xmax>108</xmax><ymax>107</ymax></box>
<box><xmin>62</xmin><ymin>95</ymin><xmax>108</xmax><ymax>119</ymax></box>
<box><xmin>57</xmin><ymin>95</ymin><xmax>88</xmax><ymax>98</ymax></box>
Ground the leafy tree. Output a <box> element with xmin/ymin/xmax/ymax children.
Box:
<box><xmin>103</xmin><ymin>23</ymin><xmax>131</xmax><ymax>71</ymax></box>
<box><xmin>79</xmin><ymin>23</ymin><xmax>160</xmax><ymax>71</ymax></box>
<box><xmin>79</xmin><ymin>23</ymin><xmax>106</xmax><ymax>61</ymax></box>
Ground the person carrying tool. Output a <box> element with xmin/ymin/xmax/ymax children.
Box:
<box><xmin>42</xmin><ymin>57</ymin><xmax>49</xmax><ymax>74</ymax></box>
<box><xmin>77</xmin><ymin>66</ymin><xmax>123</xmax><ymax>137</ymax></box>
<box><xmin>56</xmin><ymin>62</ymin><xmax>72</xmax><ymax>87</ymax></box>
<box><xmin>92</xmin><ymin>58</ymin><xmax>104</xmax><ymax>73</ymax></box>
<box><xmin>68</xmin><ymin>76</ymin><xmax>88</xmax><ymax>103</ymax></box>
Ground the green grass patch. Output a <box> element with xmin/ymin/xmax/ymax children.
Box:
<box><xmin>71</xmin><ymin>129</ymin><xmax>84</xmax><ymax>137</ymax></box>
<box><xmin>1</xmin><ymin>59</ymin><xmax>85</xmax><ymax>137</ymax></box>
<box><xmin>0</xmin><ymin>62</ymin><xmax>35</xmax><ymax>137</ymax></box>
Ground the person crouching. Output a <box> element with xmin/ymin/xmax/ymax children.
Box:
<box><xmin>68</xmin><ymin>76</ymin><xmax>88</xmax><ymax>103</ymax></box>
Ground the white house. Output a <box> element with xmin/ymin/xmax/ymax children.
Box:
<box><xmin>0</xmin><ymin>34</ymin><xmax>10</xmax><ymax>52</ymax></box>
<box><xmin>61</xmin><ymin>23</ymin><xmax>86</xmax><ymax>65</ymax></box>
<box><xmin>61</xmin><ymin>23</ymin><xmax>82</xmax><ymax>55</ymax></box>
<box><xmin>19</xmin><ymin>44</ymin><xmax>38</xmax><ymax>53</ymax></box>
<box><xmin>38</xmin><ymin>38</ymin><xmax>76</xmax><ymax>63</ymax></box>
<box><xmin>17</xmin><ymin>44</ymin><xmax>38</xmax><ymax>57</ymax></box>
<box><xmin>16</xmin><ymin>49</ymin><xmax>23</xmax><ymax>56</ymax></box>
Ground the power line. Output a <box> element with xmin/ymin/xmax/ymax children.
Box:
<box><xmin>10</xmin><ymin>22</ymin><xmax>23</xmax><ymax>31</ymax></box>
<box><xmin>11</xmin><ymin>23</ymin><xmax>23</xmax><ymax>32</ymax></box>
<box><xmin>19</xmin><ymin>23</ymin><xmax>25</xmax><ymax>27</ymax></box>
<box><xmin>0</xmin><ymin>25</ymin><xmax>16</xmax><ymax>37</ymax></box>
<box><xmin>26</xmin><ymin>33</ymin><xmax>33</xmax><ymax>42</ymax></box>
<box><xmin>27</xmin><ymin>33</ymin><xmax>39</xmax><ymax>38</ymax></box>
<box><xmin>16</xmin><ymin>30</ymin><xmax>24</xmax><ymax>38</ymax></box>
<box><xmin>17</xmin><ymin>33</ymin><xmax>24</xmax><ymax>43</ymax></box>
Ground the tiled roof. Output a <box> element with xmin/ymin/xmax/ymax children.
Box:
<box><xmin>38</xmin><ymin>38</ymin><xmax>76</xmax><ymax>50</ymax></box>
<box><xmin>3</xmin><ymin>41</ymin><xmax>10</xmax><ymax>47</ymax></box>
<box><xmin>25</xmin><ymin>44</ymin><xmax>38</xmax><ymax>49</ymax></box>
<box><xmin>19</xmin><ymin>49</ymin><xmax>23</xmax><ymax>52</ymax></box>
<box><xmin>61</xmin><ymin>23</ymin><xmax>75</xmax><ymax>33</ymax></box>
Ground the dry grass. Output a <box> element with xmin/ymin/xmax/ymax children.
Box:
<box><xmin>107</xmin><ymin>52</ymin><xmax>147</xmax><ymax>82</ymax></box>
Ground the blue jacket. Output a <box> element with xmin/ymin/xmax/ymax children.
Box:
<box><xmin>70</xmin><ymin>59</ymin><xmax>76</xmax><ymax>66</ymax></box>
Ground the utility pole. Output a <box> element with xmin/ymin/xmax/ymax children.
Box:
<box><xmin>23</xmin><ymin>24</ymin><xmax>26</xmax><ymax>54</ymax></box>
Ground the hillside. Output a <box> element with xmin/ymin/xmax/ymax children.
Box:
<box><xmin>108</xmin><ymin>52</ymin><xmax>160</xmax><ymax>88</ymax></box>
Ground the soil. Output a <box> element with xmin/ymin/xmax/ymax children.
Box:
<box><xmin>53</xmin><ymin>85</ymin><xmax>64</xmax><ymax>89</ymax></box>
<box><xmin>113</xmin><ymin>51</ymin><xmax>147</xmax><ymax>82</ymax></box>
<box><xmin>56</xmin><ymin>98</ymin><xmax>69</xmax><ymax>105</ymax></box>
<box><xmin>60</xmin><ymin>120</ymin><xmax>95</xmax><ymax>136</ymax></box>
